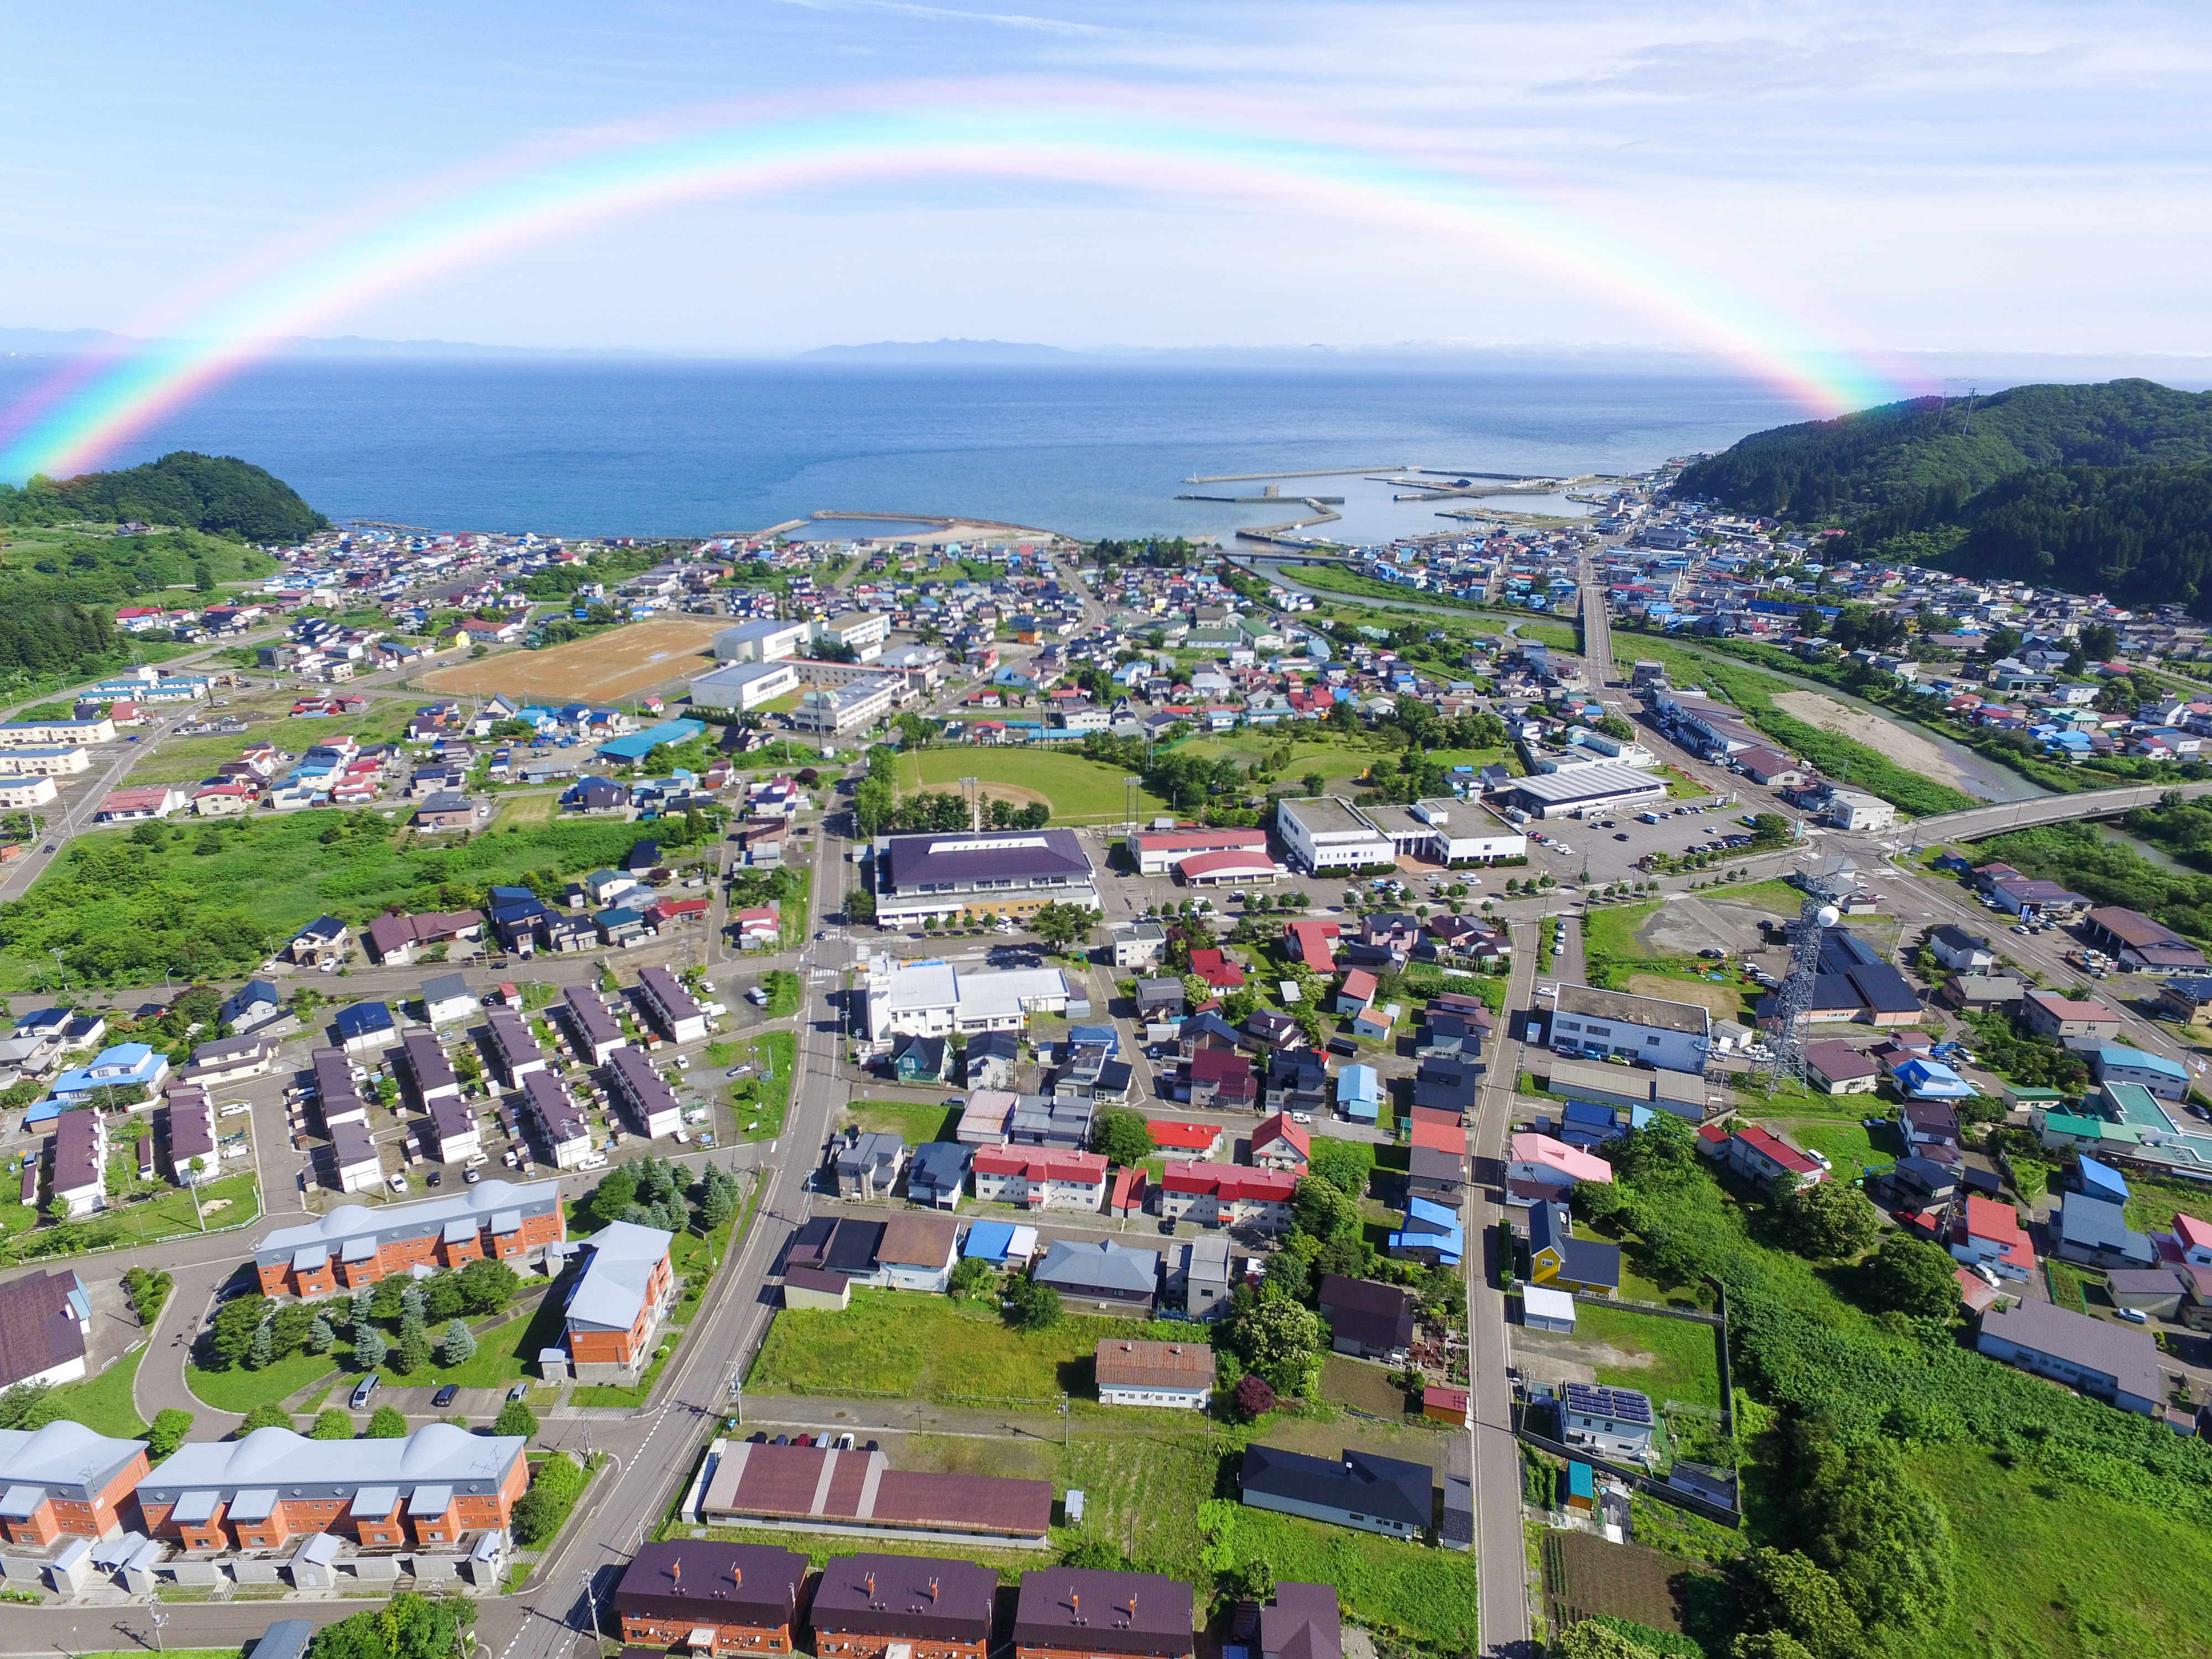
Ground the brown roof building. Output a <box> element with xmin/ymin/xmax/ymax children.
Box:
<box><xmin>1013</xmin><ymin>1568</ymin><xmax>1195</xmax><ymax>1659</ymax></box>
<box><xmin>700</xmin><ymin>1441</ymin><xmax>1052</xmax><ymax>1542</ymax></box>
<box><xmin>1094</xmin><ymin>1339</ymin><xmax>1214</xmax><ymax>1409</ymax></box>
<box><xmin>1259</xmin><ymin>1585</ymin><xmax>1342</xmax><ymax>1659</ymax></box>
<box><xmin>614</xmin><ymin>1541</ymin><xmax>808</xmax><ymax>1656</ymax></box>
<box><xmin>810</xmin><ymin>1553</ymin><xmax>998</xmax><ymax>1659</ymax></box>
<box><xmin>0</xmin><ymin>1267</ymin><xmax>91</xmax><ymax>1390</ymax></box>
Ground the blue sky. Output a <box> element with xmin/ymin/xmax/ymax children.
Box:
<box><xmin>4</xmin><ymin>2</ymin><xmax>2208</xmax><ymax>357</ymax></box>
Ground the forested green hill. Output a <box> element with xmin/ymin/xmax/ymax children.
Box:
<box><xmin>1674</xmin><ymin>379</ymin><xmax>2212</xmax><ymax>612</ymax></box>
<box><xmin>1674</xmin><ymin>379</ymin><xmax>2212</xmax><ymax>517</ymax></box>
<box><xmin>0</xmin><ymin>451</ymin><xmax>326</xmax><ymax>541</ymax></box>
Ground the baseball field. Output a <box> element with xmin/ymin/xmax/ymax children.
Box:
<box><xmin>896</xmin><ymin>748</ymin><xmax>1170</xmax><ymax>825</ymax></box>
<box><xmin>418</xmin><ymin>618</ymin><xmax>722</xmax><ymax>703</ymax></box>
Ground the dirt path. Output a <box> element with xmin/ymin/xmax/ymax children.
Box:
<box><xmin>1772</xmin><ymin>690</ymin><xmax>1979</xmax><ymax>792</ymax></box>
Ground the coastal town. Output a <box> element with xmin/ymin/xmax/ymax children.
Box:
<box><xmin>4</xmin><ymin>478</ymin><xmax>2212</xmax><ymax>1659</ymax></box>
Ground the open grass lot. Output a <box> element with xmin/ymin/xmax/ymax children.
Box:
<box><xmin>1208</xmin><ymin>1495</ymin><xmax>1480</xmax><ymax>1647</ymax></box>
<box><xmin>731</xmin><ymin>1029</ymin><xmax>795</xmax><ymax>1140</ymax></box>
<box><xmin>1918</xmin><ymin>1446</ymin><xmax>2212</xmax><ymax>1658</ymax></box>
<box><xmin>41</xmin><ymin>1348</ymin><xmax>149</xmax><ymax>1439</ymax></box>
<box><xmin>187</xmin><ymin>1348</ymin><xmax>341</xmax><ymax>1413</ymax></box>
<box><xmin>418</xmin><ymin>616</ymin><xmax>724</xmax><ymax>702</ymax></box>
<box><xmin>749</xmin><ymin>1292</ymin><xmax>1183</xmax><ymax>1402</ymax></box>
<box><xmin>492</xmin><ymin>792</ymin><xmax>558</xmax><ymax>827</ymax></box>
<box><xmin>895</xmin><ymin>749</ymin><xmax>1168</xmax><ymax>825</ymax></box>
<box><xmin>848</xmin><ymin>1097</ymin><xmax>962</xmax><ymax>1146</ymax></box>
<box><xmin>1568</xmin><ymin>1303</ymin><xmax>1724</xmax><ymax>1411</ymax></box>
<box><xmin>1782</xmin><ymin>1117</ymin><xmax>1892</xmax><ymax>1182</ymax></box>
<box><xmin>1318</xmin><ymin>1354</ymin><xmax>1411</xmax><ymax>1417</ymax></box>
<box><xmin>0</xmin><ymin>810</ymin><xmax>651</xmax><ymax>988</ymax></box>
<box><xmin>3</xmin><ymin>1171</ymin><xmax>260</xmax><ymax>1262</ymax></box>
<box><xmin>2122</xmin><ymin>1168</ymin><xmax>2212</xmax><ymax>1234</ymax></box>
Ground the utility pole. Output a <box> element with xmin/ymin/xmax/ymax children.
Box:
<box><xmin>147</xmin><ymin>1593</ymin><xmax>167</xmax><ymax>1653</ymax></box>
<box><xmin>579</xmin><ymin>1567</ymin><xmax>601</xmax><ymax>1648</ymax></box>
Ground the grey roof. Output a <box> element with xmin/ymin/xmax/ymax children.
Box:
<box><xmin>2057</xmin><ymin>1193</ymin><xmax>2155</xmax><ymax>1262</ymax></box>
<box><xmin>421</xmin><ymin>972</ymin><xmax>472</xmax><ymax>1007</ymax></box>
<box><xmin>255</xmin><ymin>1178</ymin><xmax>562</xmax><ymax>1269</ymax></box>
<box><xmin>142</xmin><ymin>1425</ymin><xmax>525</xmax><ymax>1505</ymax></box>
<box><xmin>1260</xmin><ymin>1584</ymin><xmax>1343</xmax><ymax>1659</ymax></box>
<box><xmin>909</xmin><ymin>1141</ymin><xmax>972</xmax><ymax>1189</ymax></box>
<box><xmin>1240</xmin><ymin>1443</ymin><xmax>1431</xmax><ymax>1528</ymax></box>
<box><xmin>1034</xmin><ymin>1238</ymin><xmax>1160</xmax><ymax>1296</ymax></box>
<box><xmin>881</xmin><ymin>828</ymin><xmax>1092</xmax><ymax>894</ymax></box>
<box><xmin>564</xmin><ymin>1220</ymin><xmax>674</xmax><ymax>1333</ymax></box>
<box><xmin>249</xmin><ymin>1622</ymin><xmax>316</xmax><ymax>1659</ymax></box>
<box><xmin>1979</xmin><ymin>1296</ymin><xmax>2163</xmax><ymax>1405</ymax></box>
<box><xmin>0</xmin><ymin>1419</ymin><xmax>143</xmax><ymax>1500</ymax></box>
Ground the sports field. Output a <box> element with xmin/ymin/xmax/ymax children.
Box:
<box><xmin>896</xmin><ymin>749</ymin><xmax>1169</xmax><ymax>824</ymax></box>
<box><xmin>418</xmin><ymin>618</ymin><xmax>722</xmax><ymax>702</ymax></box>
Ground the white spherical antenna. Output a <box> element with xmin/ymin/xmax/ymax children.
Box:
<box><xmin>1814</xmin><ymin>904</ymin><xmax>1840</xmax><ymax>928</ymax></box>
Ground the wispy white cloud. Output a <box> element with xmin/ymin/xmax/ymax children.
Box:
<box><xmin>761</xmin><ymin>0</ymin><xmax>1122</xmax><ymax>39</ymax></box>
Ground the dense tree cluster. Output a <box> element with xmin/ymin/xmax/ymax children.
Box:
<box><xmin>1</xmin><ymin>451</ymin><xmax>326</xmax><ymax>539</ymax></box>
<box><xmin>204</xmin><ymin>1256</ymin><xmax>520</xmax><ymax>1373</ymax></box>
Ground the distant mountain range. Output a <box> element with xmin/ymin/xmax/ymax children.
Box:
<box><xmin>0</xmin><ymin>326</ymin><xmax>646</xmax><ymax>359</ymax></box>
<box><xmin>795</xmin><ymin>337</ymin><xmax>1085</xmax><ymax>363</ymax></box>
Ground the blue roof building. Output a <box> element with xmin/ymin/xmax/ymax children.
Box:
<box><xmin>1339</xmin><ymin>1064</ymin><xmax>1380</xmax><ymax>1123</ymax></box>
<box><xmin>2076</xmin><ymin>1156</ymin><xmax>2131</xmax><ymax>1205</ymax></box>
<box><xmin>333</xmin><ymin>1001</ymin><xmax>397</xmax><ymax>1051</ymax></box>
<box><xmin>2090</xmin><ymin>1045</ymin><xmax>2190</xmax><ymax>1102</ymax></box>
<box><xmin>596</xmin><ymin>719</ymin><xmax>706</xmax><ymax>763</ymax></box>
<box><xmin>1893</xmin><ymin>1057</ymin><xmax>1976</xmax><ymax>1100</ymax></box>
<box><xmin>50</xmin><ymin>1043</ymin><xmax>169</xmax><ymax>1103</ymax></box>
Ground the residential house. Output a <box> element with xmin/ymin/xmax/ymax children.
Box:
<box><xmin>613</xmin><ymin>1542</ymin><xmax>807</xmax><ymax>1656</ymax></box>
<box><xmin>1030</xmin><ymin>1238</ymin><xmax>1159</xmax><ymax>1314</ymax></box>
<box><xmin>971</xmin><ymin>1147</ymin><xmax>1107</xmax><ymax>1212</ymax></box>
<box><xmin>1239</xmin><ymin>1444</ymin><xmax>1431</xmax><ymax>1540</ymax></box>
<box><xmin>1250</xmin><ymin>1112</ymin><xmax>1311</xmax><ymax>1172</ymax></box>
<box><xmin>1525</xmin><ymin>1199</ymin><xmax>1620</xmax><ymax>1295</ymax></box>
<box><xmin>810</xmin><ymin>1554</ymin><xmax>997</xmax><ymax>1659</ymax></box>
<box><xmin>1317</xmin><ymin>1276</ymin><xmax>1413</xmax><ymax>1363</ymax></box>
<box><xmin>1952</xmin><ymin>1194</ymin><xmax>2036</xmax><ymax>1280</ymax></box>
<box><xmin>1012</xmin><ymin>1568</ymin><xmax>1194</xmax><ymax>1659</ymax></box>
<box><xmin>557</xmin><ymin>1220</ymin><xmax>675</xmax><ymax>1385</ymax></box>
<box><xmin>0</xmin><ymin>1420</ymin><xmax>145</xmax><ymax>1548</ymax></box>
<box><xmin>1094</xmin><ymin>1339</ymin><xmax>1214</xmax><ymax>1408</ymax></box>
<box><xmin>1557</xmin><ymin>1382</ymin><xmax>1658</xmax><ymax>1463</ymax></box>
<box><xmin>254</xmin><ymin>1179</ymin><xmax>565</xmax><ymax>1296</ymax></box>
<box><xmin>0</xmin><ymin>1269</ymin><xmax>92</xmax><ymax>1391</ymax></box>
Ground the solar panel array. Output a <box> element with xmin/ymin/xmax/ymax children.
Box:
<box><xmin>1562</xmin><ymin>1381</ymin><xmax>1655</xmax><ymax>1424</ymax></box>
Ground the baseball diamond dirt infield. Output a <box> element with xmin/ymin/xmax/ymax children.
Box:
<box><xmin>417</xmin><ymin>618</ymin><xmax>724</xmax><ymax>703</ymax></box>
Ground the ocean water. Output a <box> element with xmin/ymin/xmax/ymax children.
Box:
<box><xmin>0</xmin><ymin>357</ymin><xmax>1821</xmax><ymax>540</ymax></box>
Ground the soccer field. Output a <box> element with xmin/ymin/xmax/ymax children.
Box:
<box><xmin>896</xmin><ymin>749</ymin><xmax>1169</xmax><ymax>824</ymax></box>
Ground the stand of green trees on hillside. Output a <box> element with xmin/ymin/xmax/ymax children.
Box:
<box><xmin>1674</xmin><ymin>380</ymin><xmax>2212</xmax><ymax>615</ymax></box>
<box><xmin>0</xmin><ymin>451</ymin><xmax>325</xmax><ymax>541</ymax></box>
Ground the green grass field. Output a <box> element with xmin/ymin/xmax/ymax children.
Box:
<box><xmin>1783</xmin><ymin>1118</ymin><xmax>1892</xmax><ymax>1182</ymax></box>
<box><xmin>848</xmin><ymin>1098</ymin><xmax>963</xmax><ymax>1145</ymax></box>
<box><xmin>186</xmin><ymin>1349</ymin><xmax>342</xmax><ymax>1414</ymax></box>
<box><xmin>3</xmin><ymin>1171</ymin><xmax>260</xmax><ymax>1263</ymax></box>
<box><xmin>38</xmin><ymin>1348</ymin><xmax>149</xmax><ymax>1438</ymax></box>
<box><xmin>895</xmin><ymin>749</ymin><xmax>1169</xmax><ymax>823</ymax></box>
<box><xmin>0</xmin><ymin>810</ymin><xmax>655</xmax><ymax>988</ymax></box>
<box><xmin>1569</xmin><ymin>1303</ymin><xmax>1725</xmax><ymax>1411</ymax></box>
<box><xmin>1919</xmin><ymin>1446</ymin><xmax>2212</xmax><ymax>1657</ymax></box>
<box><xmin>748</xmin><ymin>1291</ymin><xmax>1187</xmax><ymax>1402</ymax></box>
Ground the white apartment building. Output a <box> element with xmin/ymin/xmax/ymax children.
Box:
<box><xmin>862</xmin><ymin>957</ymin><xmax>1072</xmax><ymax>1042</ymax></box>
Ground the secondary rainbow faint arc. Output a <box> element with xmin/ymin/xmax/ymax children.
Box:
<box><xmin>0</xmin><ymin>92</ymin><xmax>1918</xmax><ymax>482</ymax></box>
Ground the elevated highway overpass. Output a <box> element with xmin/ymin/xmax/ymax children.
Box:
<box><xmin>1913</xmin><ymin>778</ymin><xmax>2212</xmax><ymax>842</ymax></box>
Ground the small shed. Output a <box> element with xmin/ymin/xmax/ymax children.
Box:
<box><xmin>1564</xmin><ymin>1461</ymin><xmax>1595</xmax><ymax>1512</ymax></box>
<box><xmin>1423</xmin><ymin>1385</ymin><xmax>1469</xmax><ymax>1426</ymax></box>
<box><xmin>1522</xmin><ymin>1284</ymin><xmax>1577</xmax><ymax>1333</ymax></box>
<box><xmin>782</xmin><ymin>1265</ymin><xmax>851</xmax><ymax>1311</ymax></box>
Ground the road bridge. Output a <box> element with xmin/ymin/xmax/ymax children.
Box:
<box><xmin>1913</xmin><ymin>778</ymin><xmax>2212</xmax><ymax>842</ymax></box>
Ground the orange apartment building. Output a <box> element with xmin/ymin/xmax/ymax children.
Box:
<box><xmin>254</xmin><ymin>1178</ymin><xmax>565</xmax><ymax>1297</ymax></box>
<box><xmin>0</xmin><ymin>1420</ymin><xmax>149</xmax><ymax>1546</ymax></box>
<box><xmin>134</xmin><ymin>1423</ymin><xmax>528</xmax><ymax>1552</ymax></box>
<box><xmin>1013</xmin><ymin>1568</ymin><xmax>1196</xmax><ymax>1659</ymax></box>
<box><xmin>556</xmin><ymin>1219</ymin><xmax>675</xmax><ymax>1385</ymax></box>
<box><xmin>810</xmin><ymin>1554</ymin><xmax>997</xmax><ymax>1659</ymax></box>
<box><xmin>614</xmin><ymin>1541</ymin><xmax>808</xmax><ymax>1655</ymax></box>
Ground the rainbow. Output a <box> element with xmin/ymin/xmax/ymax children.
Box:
<box><xmin>0</xmin><ymin>81</ymin><xmax>1922</xmax><ymax>483</ymax></box>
